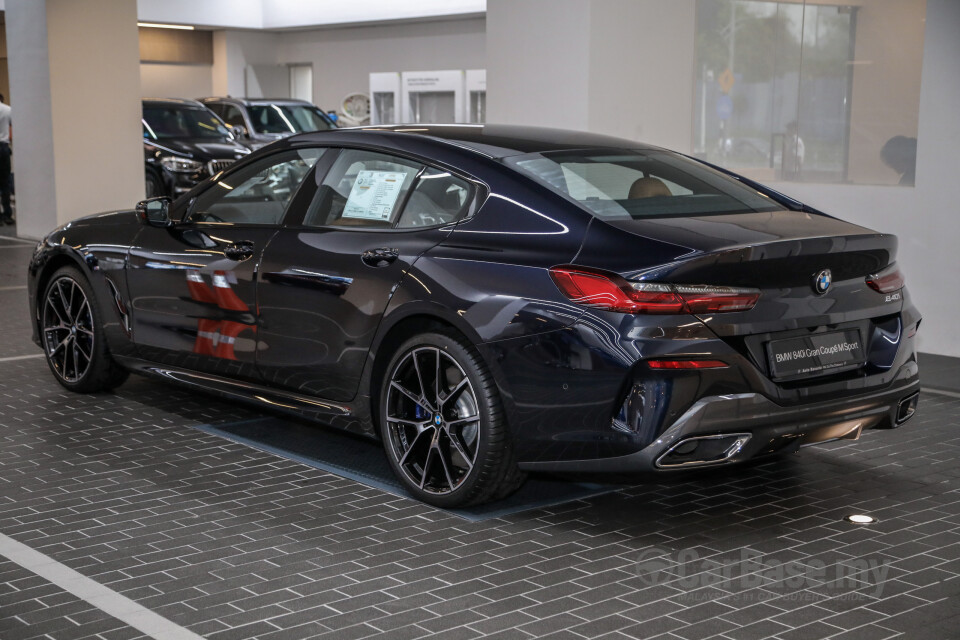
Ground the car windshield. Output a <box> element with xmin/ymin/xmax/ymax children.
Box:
<box><xmin>142</xmin><ymin>107</ymin><xmax>229</xmax><ymax>140</ymax></box>
<box><xmin>506</xmin><ymin>149</ymin><xmax>782</xmax><ymax>219</ymax></box>
<box><xmin>247</xmin><ymin>104</ymin><xmax>335</xmax><ymax>134</ymax></box>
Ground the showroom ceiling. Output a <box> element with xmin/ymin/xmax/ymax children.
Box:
<box><xmin>136</xmin><ymin>0</ymin><xmax>487</xmax><ymax>30</ymax></box>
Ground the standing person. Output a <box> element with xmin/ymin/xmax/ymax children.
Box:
<box><xmin>782</xmin><ymin>120</ymin><xmax>805</xmax><ymax>181</ymax></box>
<box><xmin>0</xmin><ymin>94</ymin><xmax>11</xmax><ymax>225</ymax></box>
<box><xmin>880</xmin><ymin>136</ymin><xmax>917</xmax><ymax>186</ymax></box>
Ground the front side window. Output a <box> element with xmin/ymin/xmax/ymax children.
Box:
<box><xmin>303</xmin><ymin>150</ymin><xmax>422</xmax><ymax>229</ymax></box>
<box><xmin>247</xmin><ymin>104</ymin><xmax>335</xmax><ymax>134</ymax></box>
<box><xmin>220</xmin><ymin>105</ymin><xmax>246</xmax><ymax>128</ymax></box>
<box><xmin>508</xmin><ymin>149</ymin><xmax>781</xmax><ymax>219</ymax></box>
<box><xmin>187</xmin><ymin>148</ymin><xmax>325</xmax><ymax>225</ymax></box>
<box><xmin>142</xmin><ymin>107</ymin><xmax>230</xmax><ymax>140</ymax></box>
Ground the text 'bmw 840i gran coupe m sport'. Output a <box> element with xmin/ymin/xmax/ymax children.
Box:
<box><xmin>28</xmin><ymin>125</ymin><xmax>921</xmax><ymax>507</ymax></box>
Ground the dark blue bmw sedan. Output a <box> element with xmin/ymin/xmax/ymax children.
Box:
<box><xmin>28</xmin><ymin>125</ymin><xmax>921</xmax><ymax>507</ymax></box>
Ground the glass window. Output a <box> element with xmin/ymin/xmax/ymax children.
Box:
<box><xmin>142</xmin><ymin>107</ymin><xmax>230</xmax><ymax>140</ymax></box>
<box><xmin>247</xmin><ymin>104</ymin><xmax>335</xmax><ymax>134</ymax></box>
<box><xmin>220</xmin><ymin>105</ymin><xmax>246</xmax><ymax>127</ymax></box>
<box><xmin>187</xmin><ymin>149</ymin><xmax>325</xmax><ymax>225</ymax></box>
<box><xmin>396</xmin><ymin>168</ymin><xmax>474</xmax><ymax>228</ymax></box>
<box><xmin>693</xmin><ymin>0</ymin><xmax>924</xmax><ymax>186</ymax></box>
<box><xmin>303</xmin><ymin>150</ymin><xmax>422</xmax><ymax>229</ymax></box>
<box><xmin>508</xmin><ymin>149</ymin><xmax>781</xmax><ymax>219</ymax></box>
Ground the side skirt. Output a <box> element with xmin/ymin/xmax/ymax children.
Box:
<box><xmin>114</xmin><ymin>356</ymin><xmax>376</xmax><ymax>438</ymax></box>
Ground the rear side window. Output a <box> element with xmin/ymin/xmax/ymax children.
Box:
<box><xmin>302</xmin><ymin>149</ymin><xmax>477</xmax><ymax>230</ymax></box>
<box><xmin>507</xmin><ymin>150</ymin><xmax>781</xmax><ymax>219</ymax></box>
<box><xmin>396</xmin><ymin>168</ymin><xmax>473</xmax><ymax>229</ymax></box>
<box><xmin>303</xmin><ymin>150</ymin><xmax>422</xmax><ymax>229</ymax></box>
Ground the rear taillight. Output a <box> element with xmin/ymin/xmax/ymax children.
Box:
<box><xmin>647</xmin><ymin>359</ymin><xmax>728</xmax><ymax>369</ymax></box>
<box><xmin>549</xmin><ymin>266</ymin><xmax>760</xmax><ymax>315</ymax></box>
<box><xmin>668</xmin><ymin>284</ymin><xmax>762</xmax><ymax>314</ymax></box>
<box><xmin>866</xmin><ymin>265</ymin><xmax>904</xmax><ymax>294</ymax></box>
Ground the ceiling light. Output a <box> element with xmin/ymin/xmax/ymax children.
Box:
<box><xmin>844</xmin><ymin>514</ymin><xmax>877</xmax><ymax>524</ymax></box>
<box><xmin>138</xmin><ymin>22</ymin><xmax>195</xmax><ymax>30</ymax></box>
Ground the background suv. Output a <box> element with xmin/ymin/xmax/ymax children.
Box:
<box><xmin>142</xmin><ymin>99</ymin><xmax>250</xmax><ymax>198</ymax></box>
<box><xmin>200</xmin><ymin>97</ymin><xmax>337</xmax><ymax>151</ymax></box>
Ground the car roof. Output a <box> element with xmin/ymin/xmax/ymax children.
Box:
<box><xmin>200</xmin><ymin>97</ymin><xmax>316</xmax><ymax>107</ymax></box>
<box><xmin>292</xmin><ymin>124</ymin><xmax>659</xmax><ymax>158</ymax></box>
<box><xmin>143</xmin><ymin>98</ymin><xmax>207</xmax><ymax>109</ymax></box>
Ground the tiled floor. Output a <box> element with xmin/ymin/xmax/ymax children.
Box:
<box><xmin>1</xmin><ymin>241</ymin><xmax>959</xmax><ymax>640</ymax></box>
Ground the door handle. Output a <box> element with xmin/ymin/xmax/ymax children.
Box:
<box><xmin>224</xmin><ymin>240</ymin><xmax>255</xmax><ymax>261</ymax></box>
<box><xmin>361</xmin><ymin>247</ymin><xmax>400</xmax><ymax>268</ymax></box>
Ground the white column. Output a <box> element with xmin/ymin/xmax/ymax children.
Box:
<box><xmin>6</xmin><ymin>0</ymin><xmax>144</xmax><ymax>240</ymax></box>
<box><xmin>486</xmin><ymin>0</ymin><xmax>695</xmax><ymax>151</ymax></box>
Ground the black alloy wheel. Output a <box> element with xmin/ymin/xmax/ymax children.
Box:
<box><xmin>380</xmin><ymin>331</ymin><xmax>524</xmax><ymax>507</ymax></box>
<box><xmin>41</xmin><ymin>267</ymin><xmax>128</xmax><ymax>392</ymax></box>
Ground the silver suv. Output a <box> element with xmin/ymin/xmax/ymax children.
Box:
<box><xmin>199</xmin><ymin>97</ymin><xmax>337</xmax><ymax>151</ymax></box>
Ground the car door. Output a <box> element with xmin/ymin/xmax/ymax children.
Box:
<box><xmin>256</xmin><ymin>147</ymin><xmax>479</xmax><ymax>401</ymax></box>
<box><xmin>126</xmin><ymin>147</ymin><xmax>325</xmax><ymax>380</ymax></box>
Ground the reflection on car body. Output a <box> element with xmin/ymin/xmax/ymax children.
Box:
<box><xmin>29</xmin><ymin>124</ymin><xmax>921</xmax><ymax>507</ymax></box>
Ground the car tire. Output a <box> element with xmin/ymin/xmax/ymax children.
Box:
<box><xmin>379</xmin><ymin>330</ymin><xmax>525</xmax><ymax>508</ymax></box>
<box><xmin>40</xmin><ymin>266</ymin><xmax>129</xmax><ymax>393</ymax></box>
<box><xmin>145</xmin><ymin>169</ymin><xmax>164</xmax><ymax>199</ymax></box>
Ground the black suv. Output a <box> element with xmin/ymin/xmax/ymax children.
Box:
<box><xmin>142</xmin><ymin>99</ymin><xmax>250</xmax><ymax>198</ymax></box>
<box><xmin>199</xmin><ymin>97</ymin><xmax>337</xmax><ymax>151</ymax></box>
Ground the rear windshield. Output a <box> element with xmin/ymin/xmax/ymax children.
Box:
<box><xmin>506</xmin><ymin>149</ymin><xmax>782</xmax><ymax>219</ymax></box>
<box><xmin>247</xmin><ymin>105</ymin><xmax>335</xmax><ymax>134</ymax></box>
<box><xmin>143</xmin><ymin>107</ymin><xmax>229</xmax><ymax>140</ymax></box>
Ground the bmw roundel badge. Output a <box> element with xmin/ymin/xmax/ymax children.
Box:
<box><xmin>813</xmin><ymin>269</ymin><xmax>832</xmax><ymax>295</ymax></box>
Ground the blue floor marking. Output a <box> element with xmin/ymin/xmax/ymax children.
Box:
<box><xmin>189</xmin><ymin>417</ymin><xmax>623</xmax><ymax>522</ymax></box>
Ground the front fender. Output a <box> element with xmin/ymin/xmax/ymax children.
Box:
<box><xmin>28</xmin><ymin>212</ymin><xmax>140</xmax><ymax>358</ymax></box>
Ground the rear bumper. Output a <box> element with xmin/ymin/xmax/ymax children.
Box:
<box><xmin>517</xmin><ymin>364</ymin><xmax>919</xmax><ymax>473</ymax></box>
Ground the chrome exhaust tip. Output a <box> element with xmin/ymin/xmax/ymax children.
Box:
<box><xmin>896</xmin><ymin>392</ymin><xmax>920</xmax><ymax>425</ymax></box>
<box><xmin>655</xmin><ymin>433</ymin><xmax>751</xmax><ymax>468</ymax></box>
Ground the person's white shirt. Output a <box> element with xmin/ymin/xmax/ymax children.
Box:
<box><xmin>0</xmin><ymin>102</ymin><xmax>10</xmax><ymax>144</ymax></box>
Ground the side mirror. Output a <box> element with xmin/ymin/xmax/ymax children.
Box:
<box><xmin>136</xmin><ymin>196</ymin><xmax>173</xmax><ymax>227</ymax></box>
<box><xmin>229</xmin><ymin>124</ymin><xmax>248</xmax><ymax>139</ymax></box>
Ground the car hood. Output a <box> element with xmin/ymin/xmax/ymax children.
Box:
<box><xmin>144</xmin><ymin>138</ymin><xmax>249</xmax><ymax>162</ymax></box>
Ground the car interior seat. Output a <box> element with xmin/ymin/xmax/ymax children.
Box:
<box><xmin>628</xmin><ymin>176</ymin><xmax>672</xmax><ymax>198</ymax></box>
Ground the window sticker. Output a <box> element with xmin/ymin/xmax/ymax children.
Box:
<box><xmin>342</xmin><ymin>170</ymin><xmax>406</xmax><ymax>220</ymax></box>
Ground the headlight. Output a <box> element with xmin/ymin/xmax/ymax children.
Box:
<box><xmin>160</xmin><ymin>156</ymin><xmax>203</xmax><ymax>173</ymax></box>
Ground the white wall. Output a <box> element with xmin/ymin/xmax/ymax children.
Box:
<box><xmin>208</xmin><ymin>19</ymin><xmax>485</xmax><ymax>110</ymax></box>
<box><xmin>279</xmin><ymin>18</ymin><xmax>486</xmax><ymax>112</ymax></box>
<box><xmin>486</xmin><ymin>0</ymin><xmax>696</xmax><ymax>152</ymax></box>
<box><xmin>212</xmin><ymin>29</ymin><xmax>281</xmax><ymax>97</ymax></box>
<box><xmin>140</xmin><ymin>63</ymin><xmax>212</xmax><ymax>99</ymax></box>
<box><xmin>486</xmin><ymin>0</ymin><xmax>591</xmax><ymax>130</ymax></box>
<box><xmin>586</xmin><ymin>0</ymin><xmax>695</xmax><ymax>150</ymax></box>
